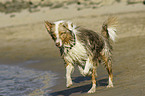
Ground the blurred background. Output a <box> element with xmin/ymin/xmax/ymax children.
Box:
<box><xmin>0</xmin><ymin>0</ymin><xmax>144</xmax><ymax>13</ymax></box>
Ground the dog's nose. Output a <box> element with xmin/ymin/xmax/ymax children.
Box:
<box><xmin>56</xmin><ymin>42</ymin><xmax>61</xmax><ymax>47</ymax></box>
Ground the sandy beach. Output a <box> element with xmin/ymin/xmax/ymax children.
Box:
<box><xmin>0</xmin><ymin>1</ymin><xmax>145</xmax><ymax>96</ymax></box>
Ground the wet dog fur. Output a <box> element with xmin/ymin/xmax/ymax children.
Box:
<box><xmin>45</xmin><ymin>17</ymin><xmax>118</xmax><ymax>93</ymax></box>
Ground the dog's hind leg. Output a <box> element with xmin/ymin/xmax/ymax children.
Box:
<box><xmin>66</xmin><ymin>63</ymin><xmax>74</xmax><ymax>88</ymax></box>
<box><xmin>101</xmin><ymin>52</ymin><xmax>114</xmax><ymax>88</ymax></box>
<box><xmin>106</xmin><ymin>59</ymin><xmax>113</xmax><ymax>88</ymax></box>
<box><xmin>88</xmin><ymin>66</ymin><xmax>96</xmax><ymax>93</ymax></box>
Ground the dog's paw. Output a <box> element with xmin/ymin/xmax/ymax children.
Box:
<box><xmin>66</xmin><ymin>83</ymin><xmax>72</xmax><ymax>88</ymax></box>
<box><xmin>83</xmin><ymin>71</ymin><xmax>97</xmax><ymax>77</ymax></box>
<box><xmin>107</xmin><ymin>84</ymin><xmax>114</xmax><ymax>88</ymax></box>
<box><xmin>66</xmin><ymin>81</ymin><xmax>73</xmax><ymax>88</ymax></box>
<box><xmin>87</xmin><ymin>71</ymin><xmax>92</xmax><ymax>76</ymax></box>
<box><xmin>80</xmin><ymin>71</ymin><xmax>86</xmax><ymax>77</ymax></box>
<box><xmin>87</xmin><ymin>87</ymin><xmax>96</xmax><ymax>93</ymax></box>
<box><xmin>83</xmin><ymin>70</ymin><xmax>89</xmax><ymax>76</ymax></box>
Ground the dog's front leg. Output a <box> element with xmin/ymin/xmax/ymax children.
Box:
<box><xmin>66</xmin><ymin>63</ymin><xmax>74</xmax><ymax>88</ymax></box>
<box><xmin>78</xmin><ymin>66</ymin><xmax>85</xmax><ymax>76</ymax></box>
<box><xmin>83</xmin><ymin>58</ymin><xmax>93</xmax><ymax>76</ymax></box>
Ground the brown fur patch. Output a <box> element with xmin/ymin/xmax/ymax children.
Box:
<box><xmin>45</xmin><ymin>21</ymin><xmax>57</xmax><ymax>41</ymax></box>
<box><xmin>58</xmin><ymin>23</ymin><xmax>74</xmax><ymax>46</ymax></box>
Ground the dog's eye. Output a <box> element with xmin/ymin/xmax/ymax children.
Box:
<box><xmin>60</xmin><ymin>32</ymin><xmax>67</xmax><ymax>39</ymax></box>
<box><xmin>60</xmin><ymin>32</ymin><xmax>66</xmax><ymax>35</ymax></box>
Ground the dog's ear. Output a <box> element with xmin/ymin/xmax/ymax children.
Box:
<box><xmin>45</xmin><ymin>21</ymin><xmax>54</xmax><ymax>32</ymax></box>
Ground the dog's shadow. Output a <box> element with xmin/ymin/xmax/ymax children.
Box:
<box><xmin>49</xmin><ymin>76</ymin><xmax>108</xmax><ymax>96</ymax></box>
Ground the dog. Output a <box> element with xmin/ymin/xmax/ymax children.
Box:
<box><xmin>45</xmin><ymin>17</ymin><xmax>118</xmax><ymax>93</ymax></box>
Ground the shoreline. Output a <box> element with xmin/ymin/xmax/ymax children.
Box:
<box><xmin>0</xmin><ymin>2</ymin><xmax>145</xmax><ymax>28</ymax></box>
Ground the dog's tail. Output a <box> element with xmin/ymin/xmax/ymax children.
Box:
<box><xmin>101</xmin><ymin>16</ymin><xmax>118</xmax><ymax>42</ymax></box>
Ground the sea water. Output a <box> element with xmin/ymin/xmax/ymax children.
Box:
<box><xmin>0</xmin><ymin>65</ymin><xmax>57</xmax><ymax>96</ymax></box>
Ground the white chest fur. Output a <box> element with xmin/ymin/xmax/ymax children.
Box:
<box><xmin>64</xmin><ymin>41</ymin><xmax>88</xmax><ymax>65</ymax></box>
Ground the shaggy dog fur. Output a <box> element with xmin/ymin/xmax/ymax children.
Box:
<box><xmin>45</xmin><ymin>17</ymin><xmax>118</xmax><ymax>93</ymax></box>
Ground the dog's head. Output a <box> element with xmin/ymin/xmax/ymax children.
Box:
<box><xmin>45</xmin><ymin>20</ymin><xmax>76</xmax><ymax>48</ymax></box>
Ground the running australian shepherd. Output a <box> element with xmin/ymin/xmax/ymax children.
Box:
<box><xmin>45</xmin><ymin>17</ymin><xmax>118</xmax><ymax>93</ymax></box>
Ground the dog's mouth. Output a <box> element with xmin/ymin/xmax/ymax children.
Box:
<box><xmin>56</xmin><ymin>42</ymin><xmax>71</xmax><ymax>48</ymax></box>
<box><xmin>64</xmin><ymin>44</ymin><xmax>71</xmax><ymax>48</ymax></box>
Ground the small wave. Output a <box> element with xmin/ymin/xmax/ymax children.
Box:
<box><xmin>0</xmin><ymin>65</ymin><xmax>57</xmax><ymax>96</ymax></box>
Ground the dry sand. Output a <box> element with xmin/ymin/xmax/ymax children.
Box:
<box><xmin>0</xmin><ymin>2</ymin><xmax>145</xmax><ymax>96</ymax></box>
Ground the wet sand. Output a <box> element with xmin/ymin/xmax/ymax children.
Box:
<box><xmin>0</xmin><ymin>2</ymin><xmax>145</xmax><ymax>96</ymax></box>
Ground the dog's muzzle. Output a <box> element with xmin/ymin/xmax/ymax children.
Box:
<box><xmin>56</xmin><ymin>42</ymin><xmax>61</xmax><ymax>47</ymax></box>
